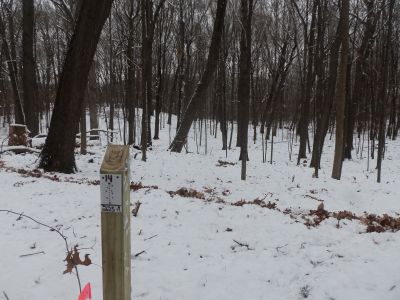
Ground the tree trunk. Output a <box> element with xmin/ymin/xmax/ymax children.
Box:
<box><xmin>310</xmin><ymin>0</ymin><xmax>325</xmax><ymax>177</ymax></box>
<box><xmin>154</xmin><ymin>15</ymin><xmax>165</xmax><ymax>140</ymax></box>
<box><xmin>88</xmin><ymin>65</ymin><xmax>99</xmax><ymax>140</ymax></box>
<box><xmin>332</xmin><ymin>0</ymin><xmax>349</xmax><ymax>180</ymax></box>
<box><xmin>297</xmin><ymin>0</ymin><xmax>317</xmax><ymax>163</ymax></box>
<box><xmin>126</xmin><ymin>8</ymin><xmax>136</xmax><ymax>145</ymax></box>
<box><xmin>108</xmin><ymin>17</ymin><xmax>115</xmax><ymax>143</ymax></box>
<box><xmin>140</xmin><ymin>0</ymin><xmax>165</xmax><ymax>157</ymax></box>
<box><xmin>22</xmin><ymin>0</ymin><xmax>39</xmax><ymax>136</ymax></box>
<box><xmin>80</xmin><ymin>104</ymin><xmax>87</xmax><ymax>155</ymax></box>
<box><xmin>39</xmin><ymin>0</ymin><xmax>113</xmax><ymax>173</ymax></box>
<box><xmin>238</xmin><ymin>0</ymin><xmax>252</xmax><ymax>180</ymax></box>
<box><xmin>0</xmin><ymin>13</ymin><xmax>24</xmax><ymax>124</ymax></box>
<box><xmin>169</xmin><ymin>0</ymin><xmax>227</xmax><ymax>153</ymax></box>
<box><xmin>377</xmin><ymin>0</ymin><xmax>395</xmax><ymax>183</ymax></box>
<box><xmin>310</xmin><ymin>7</ymin><xmax>343</xmax><ymax>170</ymax></box>
<box><xmin>344</xmin><ymin>0</ymin><xmax>377</xmax><ymax>159</ymax></box>
<box><xmin>176</xmin><ymin>0</ymin><xmax>185</xmax><ymax>130</ymax></box>
<box><xmin>217</xmin><ymin>40</ymin><xmax>228</xmax><ymax>151</ymax></box>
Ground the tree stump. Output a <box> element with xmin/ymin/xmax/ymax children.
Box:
<box><xmin>8</xmin><ymin>124</ymin><xmax>29</xmax><ymax>146</ymax></box>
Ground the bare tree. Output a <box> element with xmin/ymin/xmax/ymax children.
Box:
<box><xmin>332</xmin><ymin>0</ymin><xmax>349</xmax><ymax>180</ymax></box>
<box><xmin>0</xmin><ymin>3</ymin><xmax>24</xmax><ymax>124</ymax></box>
<box><xmin>22</xmin><ymin>0</ymin><xmax>39</xmax><ymax>135</ymax></box>
<box><xmin>140</xmin><ymin>0</ymin><xmax>166</xmax><ymax>161</ymax></box>
<box><xmin>39</xmin><ymin>0</ymin><xmax>114</xmax><ymax>173</ymax></box>
<box><xmin>377</xmin><ymin>0</ymin><xmax>395</xmax><ymax>182</ymax></box>
<box><xmin>238</xmin><ymin>0</ymin><xmax>253</xmax><ymax>180</ymax></box>
<box><xmin>169</xmin><ymin>0</ymin><xmax>228</xmax><ymax>153</ymax></box>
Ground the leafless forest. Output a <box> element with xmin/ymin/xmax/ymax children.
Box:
<box><xmin>0</xmin><ymin>0</ymin><xmax>399</xmax><ymax>181</ymax></box>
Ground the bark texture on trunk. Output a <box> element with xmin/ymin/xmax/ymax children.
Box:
<box><xmin>39</xmin><ymin>0</ymin><xmax>113</xmax><ymax>173</ymax></box>
<box><xmin>377</xmin><ymin>0</ymin><xmax>395</xmax><ymax>183</ymax></box>
<box><xmin>22</xmin><ymin>0</ymin><xmax>39</xmax><ymax>136</ymax></box>
<box><xmin>238</xmin><ymin>0</ymin><xmax>253</xmax><ymax>180</ymax></box>
<box><xmin>332</xmin><ymin>0</ymin><xmax>349</xmax><ymax>180</ymax></box>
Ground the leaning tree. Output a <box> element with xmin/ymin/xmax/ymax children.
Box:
<box><xmin>169</xmin><ymin>0</ymin><xmax>228</xmax><ymax>153</ymax></box>
<box><xmin>39</xmin><ymin>0</ymin><xmax>114</xmax><ymax>173</ymax></box>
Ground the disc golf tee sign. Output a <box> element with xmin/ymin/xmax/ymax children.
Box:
<box><xmin>100</xmin><ymin>144</ymin><xmax>129</xmax><ymax>213</ymax></box>
<box><xmin>101</xmin><ymin>174</ymin><xmax>122</xmax><ymax>212</ymax></box>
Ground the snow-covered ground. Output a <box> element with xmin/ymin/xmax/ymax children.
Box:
<box><xmin>0</xmin><ymin>115</ymin><xmax>400</xmax><ymax>300</ymax></box>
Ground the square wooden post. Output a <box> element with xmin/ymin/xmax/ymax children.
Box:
<box><xmin>100</xmin><ymin>145</ymin><xmax>131</xmax><ymax>300</ymax></box>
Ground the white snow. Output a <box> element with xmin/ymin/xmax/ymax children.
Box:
<box><xmin>0</xmin><ymin>115</ymin><xmax>399</xmax><ymax>300</ymax></box>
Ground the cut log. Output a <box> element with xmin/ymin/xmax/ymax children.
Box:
<box><xmin>0</xmin><ymin>146</ymin><xmax>40</xmax><ymax>154</ymax></box>
<box><xmin>8</xmin><ymin>124</ymin><xmax>29</xmax><ymax>146</ymax></box>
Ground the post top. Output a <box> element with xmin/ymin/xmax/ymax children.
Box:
<box><xmin>100</xmin><ymin>144</ymin><xmax>129</xmax><ymax>172</ymax></box>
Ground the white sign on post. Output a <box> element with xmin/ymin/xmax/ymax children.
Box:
<box><xmin>100</xmin><ymin>174</ymin><xmax>122</xmax><ymax>212</ymax></box>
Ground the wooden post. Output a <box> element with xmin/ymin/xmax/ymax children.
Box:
<box><xmin>100</xmin><ymin>145</ymin><xmax>131</xmax><ymax>300</ymax></box>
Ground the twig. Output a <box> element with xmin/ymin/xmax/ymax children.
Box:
<box><xmin>144</xmin><ymin>234</ymin><xmax>158</xmax><ymax>241</ymax></box>
<box><xmin>3</xmin><ymin>291</ymin><xmax>10</xmax><ymax>300</ymax></box>
<box><xmin>74</xmin><ymin>266</ymin><xmax>81</xmax><ymax>292</ymax></box>
<box><xmin>233</xmin><ymin>239</ymin><xmax>254</xmax><ymax>250</ymax></box>
<box><xmin>132</xmin><ymin>201</ymin><xmax>142</xmax><ymax>217</ymax></box>
<box><xmin>20</xmin><ymin>251</ymin><xmax>45</xmax><ymax>257</ymax></box>
<box><xmin>304</xmin><ymin>194</ymin><xmax>324</xmax><ymax>202</ymax></box>
<box><xmin>133</xmin><ymin>250</ymin><xmax>146</xmax><ymax>258</ymax></box>
<box><xmin>275</xmin><ymin>243</ymin><xmax>288</xmax><ymax>255</ymax></box>
<box><xmin>76</xmin><ymin>238</ymin><xmax>97</xmax><ymax>251</ymax></box>
<box><xmin>16</xmin><ymin>211</ymin><xmax>24</xmax><ymax>221</ymax></box>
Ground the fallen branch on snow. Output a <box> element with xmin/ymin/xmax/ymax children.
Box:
<box><xmin>0</xmin><ymin>146</ymin><xmax>41</xmax><ymax>155</ymax></box>
<box><xmin>20</xmin><ymin>251</ymin><xmax>45</xmax><ymax>258</ymax></box>
<box><xmin>233</xmin><ymin>239</ymin><xmax>254</xmax><ymax>251</ymax></box>
<box><xmin>144</xmin><ymin>234</ymin><xmax>158</xmax><ymax>241</ymax></box>
<box><xmin>133</xmin><ymin>250</ymin><xmax>146</xmax><ymax>258</ymax></box>
<box><xmin>132</xmin><ymin>201</ymin><xmax>142</xmax><ymax>217</ymax></box>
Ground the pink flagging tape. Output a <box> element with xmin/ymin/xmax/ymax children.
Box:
<box><xmin>78</xmin><ymin>283</ymin><xmax>92</xmax><ymax>300</ymax></box>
